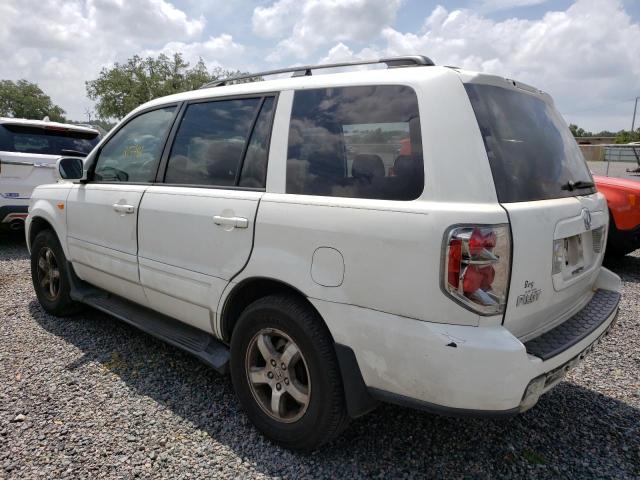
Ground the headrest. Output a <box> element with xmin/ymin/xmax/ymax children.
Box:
<box><xmin>393</xmin><ymin>155</ymin><xmax>415</xmax><ymax>178</ymax></box>
<box><xmin>352</xmin><ymin>154</ymin><xmax>384</xmax><ymax>180</ymax></box>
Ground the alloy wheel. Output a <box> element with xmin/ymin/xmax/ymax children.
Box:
<box><xmin>37</xmin><ymin>247</ymin><xmax>61</xmax><ymax>301</ymax></box>
<box><xmin>245</xmin><ymin>328</ymin><xmax>311</xmax><ymax>423</ymax></box>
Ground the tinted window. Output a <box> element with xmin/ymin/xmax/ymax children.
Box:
<box><xmin>0</xmin><ymin>125</ymin><xmax>99</xmax><ymax>155</ymax></box>
<box><xmin>165</xmin><ymin>98</ymin><xmax>262</xmax><ymax>186</ymax></box>
<box><xmin>94</xmin><ymin>107</ymin><xmax>176</xmax><ymax>183</ymax></box>
<box><xmin>286</xmin><ymin>85</ymin><xmax>423</xmax><ymax>200</ymax></box>
<box><xmin>239</xmin><ymin>97</ymin><xmax>275</xmax><ymax>188</ymax></box>
<box><xmin>465</xmin><ymin>84</ymin><xmax>595</xmax><ymax>203</ymax></box>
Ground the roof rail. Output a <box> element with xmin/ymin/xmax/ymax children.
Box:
<box><xmin>200</xmin><ymin>55</ymin><xmax>435</xmax><ymax>89</ymax></box>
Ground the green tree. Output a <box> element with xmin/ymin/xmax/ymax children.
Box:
<box><xmin>86</xmin><ymin>53</ymin><xmax>248</xmax><ymax>120</ymax></box>
<box><xmin>568</xmin><ymin>124</ymin><xmax>593</xmax><ymax>137</ymax></box>
<box><xmin>66</xmin><ymin>118</ymin><xmax>116</xmax><ymax>136</ymax></box>
<box><xmin>614</xmin><ymin>129</ymin><xmax>640</xmax><ymax>144</ymax></box>
<box><xmin>0</xmin><ymin>79</ymin><xmax>66</xmax><ymax>121</ymax></box>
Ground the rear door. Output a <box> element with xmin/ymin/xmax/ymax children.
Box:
<box><xmin>66</xmin><ymin>106</ymin><xmax>178</xmax><ymax>305</ymax></box>
<box><xmin>464</xmin><ymin>81</ymin><xmax>607</xmax><ymax>340</ymax></box>
<box><xmin>137</xmin><ymin>95</ymin><xmax>276</xmax><ymax>332</ymax></box>
<box><xmin>0</xmin><ymin>123</ymin><xmax>98</xmax><ymax>209</ymax></box>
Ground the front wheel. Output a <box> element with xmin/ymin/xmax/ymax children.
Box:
<box><xmin>230</xmin><ymin>294</ymin><xmax>349</xmax><ymax>450</ymax></box>
<box><xmin>31</xmin><ymin>230</ymin><xmax>82</xmax><ymax>316</ymax></box>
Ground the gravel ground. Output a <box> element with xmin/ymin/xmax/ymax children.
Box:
<box><xmin>1</xmin><ymin>232</ymin><xmax>639</xmax><ymax>479</ymax></box>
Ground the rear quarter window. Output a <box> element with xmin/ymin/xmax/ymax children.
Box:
<box><xmin>286</xmin><ymin>85</ymin><xmax>424</xmax><ymax>201</ymax></box>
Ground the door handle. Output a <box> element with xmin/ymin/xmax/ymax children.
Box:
<box><xmin>112</xmin><ymin>203</ymin><xmax>135</xmax><ymax>214</ymax></box>
<box><xmin>213</xmin><ymin>215</ymin><xmax>249</xmax><ymax>229</ymax></box>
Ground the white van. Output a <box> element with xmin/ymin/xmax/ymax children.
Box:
<box><xmin>26</xmin><ymin>56</ymin><xmax>621</xmax><ymax>450</ymax></box>
<box><xmin>0</xmin><ymin>118</ymin><xmax>99</xmax><ymax>230</ymax></box>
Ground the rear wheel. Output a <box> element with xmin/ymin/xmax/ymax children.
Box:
<box><xmin>230</xmin><ymin>294</ymin><xmax>348</xmax><ymax>450</ymax></box>
<box><xmin>31</xmin><ymin>230</ymin><xmax>81</xmax><ymax>316</ymax></box>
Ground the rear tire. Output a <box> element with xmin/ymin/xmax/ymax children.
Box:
<box><xmin>230</xmin><ymin>294</ymin><xmax>349</xmax><ymax>451</ymax></box>
<box><xmin>31</xmin><ymin>230</ymin><xmax>82</xmax><ymax>316</ymax></box>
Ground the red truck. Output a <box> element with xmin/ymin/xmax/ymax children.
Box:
<box><xmin>595</xmin><ymin>175</ymin><xmax>640</xmax><ymax>256</ymax></box>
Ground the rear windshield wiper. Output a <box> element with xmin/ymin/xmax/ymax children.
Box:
<box><xmin>561</xmin><ymin>180</ymin><xmax>595</xmax><ymax>191</ymax></box>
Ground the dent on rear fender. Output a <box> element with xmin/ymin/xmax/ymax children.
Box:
<box><xmin>359</xmin><ymin>330</ymin><xmax>470</xmax><ymax>388</ymax></box>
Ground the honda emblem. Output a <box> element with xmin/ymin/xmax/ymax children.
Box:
<box><xmin>581</xmin><ymin>208</ymin><xmax>592</xmax><ymax>231</ymax></box>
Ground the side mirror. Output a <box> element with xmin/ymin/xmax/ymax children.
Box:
<box><xmin>56</xmin><ymin>157</ymin><xmax>86</xmax><ymax>182</ymax></box>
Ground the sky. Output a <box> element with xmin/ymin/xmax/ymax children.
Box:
<box><xmin>0</xmin><ymin>0</ymin><xmax>639</xmax><ymax>132</ymax></box>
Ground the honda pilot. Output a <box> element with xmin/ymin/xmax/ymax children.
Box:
<box><xmin>26</xmin><ymin>56</ymin><xmax>621</xmax><ymax>450</ymax></box>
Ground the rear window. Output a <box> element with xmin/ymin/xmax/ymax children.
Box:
<box><xmin>465</xmin><ymin>84</ymin><xmax>595</xmax><ymax>203</ymax></box>
<box><xmin>286</xmin><ymin>85</ymin><xmax>424</xmax><ymax>201</ymax></box>
<box><xmin>0</xmin><ymin>124</ymin><xmax>99</xmax><ymax>156</ymax></box>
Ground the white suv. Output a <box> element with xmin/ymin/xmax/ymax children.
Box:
<box><xmin>0</xmin><ymin>118</ymin><xmax>99</xmax><ymax>230</ymax></box>
<box><xmin>26</xmin><ymin>56</ymin><xmax>621</xmax><ymax>450</ymax></box>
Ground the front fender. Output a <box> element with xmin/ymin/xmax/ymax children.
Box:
<box><xmin>598</xmin><ymin>183</ymin><xmax>640</xmax><ymax>231</ymax></box>
<box><xmin>27</xmin><ymin>185</ymin><xmax>72</xmax><ymax>256</ymax></box>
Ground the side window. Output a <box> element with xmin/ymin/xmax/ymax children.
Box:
<box><xmin>94</xmin><ymin>107</ymin><xmax>176</xmax><ymax>183</ymax></box>
<box><xmin>239</xmin><ymin>97</ymin><xmax>275</xmax><ymax>188</ymax></box>
<box><xmin>286</xmin><ymin>85</ymin><xmax>424</xmax><ymax>201</ymax></box>
<box><xmin>164</xmin><ymin>97</ymin><xmax>265</xmax><ymax>187</ymax></box>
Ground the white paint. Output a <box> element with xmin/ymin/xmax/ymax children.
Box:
<box><xmin>27</xmin><ymin>64</ymin><xmax>622</xmax><ymax>415</ymax></box>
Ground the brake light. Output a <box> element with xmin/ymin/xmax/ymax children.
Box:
<box><xmin>443</xmin><ymin>225</ymin><xmax>511</xmax><ymax>315</ymax></box>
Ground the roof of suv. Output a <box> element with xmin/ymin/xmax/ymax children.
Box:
<box><xmin>137</xmin><ymin>65</ymin><xmax>460</xmax><ymax>113</ymax></box>
<box><xmin>0</xmin><ymin>117</ymin><xmax>99</xmax><ymax>134</ymax></box>
<box><xmin>133</xmin><ymin>63</ymin><xmax>548</xmax><ymax>119</ymax></box>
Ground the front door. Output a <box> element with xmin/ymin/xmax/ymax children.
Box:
<box><xmin>137</xmin><ymin>95</ymin><xmax>276</xmax><ymax>332</ymax></box>
<box><xmin>66</xmin><ymin>106</ymin><xmax>178</xmax><ymax>305</ymax></box>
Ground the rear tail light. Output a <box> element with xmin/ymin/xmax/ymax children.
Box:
<box><xmin>443</xmin><ymin>224</ymin><xmax>511</xmax><ymax>315</ymax></box>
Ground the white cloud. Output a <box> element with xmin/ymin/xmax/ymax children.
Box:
<box><xmin>253</xmin><ymin>0</ymin><xmax>404</xmax><ymax>61</ymax></box>
<box><xmin>319</xmin><ymin>0</ymin><xmax>640</xmax><ymax>131</ymax></box>
<box><xmin>1</xmin><ymin>0</ymin><xmax>639</xmax><ymax>131</ymax></box>
<box><xmin>0</xmin><ymin>0</ymin><xmax>209</xmax><ymax>120</ymax></box>
<box><xmin>145</xmin><ymin>34</ymin><xmax>246</xmax><ymax>70</ymax></box>
<box><xmin>252</xmin><ymin>0</ymin><xmax>298</xmax><ymax>39</ymax></box>
<box><xmin>475</xmin><ymin>0</ymin><xmax>550</xmax><ymax>12</ymax></box>
<box><xmin>87</xmin><ymin>0</ymin><xmax>205</xmax><ymax>40</ymax></box>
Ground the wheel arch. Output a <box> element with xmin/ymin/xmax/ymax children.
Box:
<box><xmin>28</xmin><ymin>216</ymin><xmax>61</xmax><ymax>253</ymax></box>
<box><xmin>27</xmin><ymin>195</ymin><xmax>69</xmax><ymax>257</ymax></box>
<box><xmin>219</xmin><ymin>276</ymin><xmax>314</xmax><ymax>343</ymax></box>
<box><xmin>218</xmin><ymin>275</ymin><xmax>378</xmax><ymax>418</ymax></box>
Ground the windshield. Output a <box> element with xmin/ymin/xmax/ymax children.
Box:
<box><xmin>0</xmin><ymin>124</ymin><xmax>100</xmax><ymax>156</ymax></box>
<box><xmin>465</xmin><ymin>84</ymin><xmax>595</xmax><ymax>203</ymax></box>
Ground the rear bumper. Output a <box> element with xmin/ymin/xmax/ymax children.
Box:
<box><xmin>519</xmin><ymin>309</ymin><xmax>618</xmax><ymax>412</ymax></box>
<box><xmin>313</xmin><ymin>268</ymin><xmax>621</xmax><ymax>415</ymax></box>
<box><xmin>0</xmin><ymin>204</ymin><xmax>29</xmax><ymax>225</ymax></box>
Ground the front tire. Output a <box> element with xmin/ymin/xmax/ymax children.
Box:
<box><xmin>230</xmin><ymin>294</ymin><xmax>349</xmax><ymax>450</ymax></box>
<box><xmin>31</xmin><ymin>230</ymin><xmax>81</xmax><ymax>316</ymax></box>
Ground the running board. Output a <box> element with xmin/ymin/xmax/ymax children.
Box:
<box><xmin>67</xmin><ymin>264</ymin><xmax>230</xmax><ymax>374</ymax></box>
